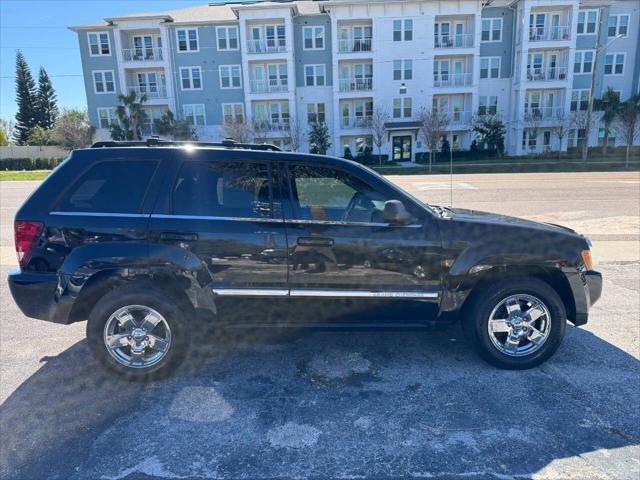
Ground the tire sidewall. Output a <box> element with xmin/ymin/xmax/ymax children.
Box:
<box><xmin>471</xmin><ymin>278</ymin><xmax>566</xmax><ymax>369</ymax></box>
<box><xmin>87</xmin><ymin>286</ymin><xmax>190</xmax><ymax>380</ymax></box>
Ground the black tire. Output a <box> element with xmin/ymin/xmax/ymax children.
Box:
<box><xmin>467</xmin><ymin>277</ymin><xmax>566</xmax><ymax>369</ymax></box>
<box><xmin>86</xmin><ymin>284</ymin><xmax>191</xmax><ymax>380</ymax></box>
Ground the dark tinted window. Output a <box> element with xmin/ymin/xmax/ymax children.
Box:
<box><xmin>58</xmin><ymin>160</ymin><xmax>158</xmax><ymax>213</ymax></box>
<box><xmin>172</xmin><ymin>161</ymin><xmax>272</xmax><ymax>218</ymax></box>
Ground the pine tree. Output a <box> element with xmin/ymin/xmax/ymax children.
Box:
<box><xmin>14</xmin><ymin>51</ymin><xmax>37</xmax><ymax>145</ymax></box>
<box><xmin>35</xmin><ymin>67</ymin><xmax>58</xmax><ymax>129</ymax></box>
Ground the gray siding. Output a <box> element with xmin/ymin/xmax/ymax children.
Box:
<box><xmin>293</xmin><ymin>15</ymin><xmax>333</xmax><ymax>86</ymax></box>
<box><xmin>167</xmin><ymin>24</ymin><xmax>244</xmax><ymax>125</ymax></box>
<box><xmin>77</xmin><ymin>30</ymin><xmax>120</xmax><ymax>126</ymax></box>
<box><xmin>480</xmin><ymin>7</ymin><xmax>514</xmax><ymax>78</ymax></box>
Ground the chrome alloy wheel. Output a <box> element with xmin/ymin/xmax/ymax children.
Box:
<box><xmin>103</xmin><ymin>305</ymin><xmax>172</xmax><ymax>369</ymax></box>
<box><xmin>487</xmin><ymin>294</ymin><xmax>551</xmax><ymax>357</ymax></box>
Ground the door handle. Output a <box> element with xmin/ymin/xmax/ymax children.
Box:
<box><xmin>297</xmin><ymin>237</ymin><xmax>334</xmax><ymax>247</ymax></box>
<box><xmin>160</xmin><ymin>232</ymin><xmax>199</xmax><ymax>242</ymax></box>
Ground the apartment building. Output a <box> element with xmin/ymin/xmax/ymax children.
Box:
<box><xmin>70</xmin><ymin>0</ymin><xmax>640</xmax><ymax>159</ymax></box>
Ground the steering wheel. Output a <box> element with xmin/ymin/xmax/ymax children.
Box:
<box><xmin>342</xmin><ymin>192</ymin><xmax>375</xmax><ymax>222</ymax></box>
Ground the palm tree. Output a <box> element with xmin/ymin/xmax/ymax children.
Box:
<box><xmin>595</xmin><ymin>87</ymin><xmax>621</xmax><ymax>156</ymax></box>
<box><xmin>111</xmin><ymin>91</ymin><xmax>148</xmax><ymax>140</ymax></box>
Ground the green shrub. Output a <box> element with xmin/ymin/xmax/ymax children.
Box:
<box><xmin>0</xmin><ymin>157</ymin><xmax>65</xmax><ymax>171</ymax></box>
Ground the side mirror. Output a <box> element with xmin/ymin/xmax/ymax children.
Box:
<box><xmin>383</xmin><ymin>200</ymin><xmax>412</xmax><ymax>225</ymax></box>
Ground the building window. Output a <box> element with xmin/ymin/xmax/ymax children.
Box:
<box><xmin>219</xmin><ymin>65</ymin><xmax>242</xmax><ymax>88</ymax></box>
<box><xmin>97</xmin><ymin>107</ymin><xmax>117</xmax><ymax>128</ymax></box>
<box><xmin>93</xmin><ymin>70</ymin><xmax>115</xmax><ymax>94</ymax></box>
<box><xmin>217</xmin><ymin>26</ymin><xmax>239</xmax><ymax>50</ymax></box>
<box><xmin>180</xmin><ymin>67</ymin><xmax>202</xmax><ymax>90</ymax></box>
<box><xmin>177</xmin><ymin>28</ymin><xmax>199</xmax><ymax>52</ymax></box>
<box><xmin>307</xmin><ymin>103</ymin><xmax>326</xmax><ymax>124</ymax></box>
<box><xmin>393</xmin><ymin>19</ymin><xmax>413</xmax><ymax>41</ymax></box>
<box><xmin>574</xmin><ymin>51</ymin><xmax>594</xmax><ymax>74</ymax></box>
<box><xmin>522</xmin><ymin>130</ymin><xmax>537</xmax><ymax>150</ymax></box>
<box><xmin>480</xmin><ymin>57</ymin><xmax>500</xmax><ymax>79</ymax></box>
<box><xmin>303</xmin><ymin>26</ymin><xmax>325</xmax><ymax>50</ymax></box>
<box><xmin>393</xmin><ymin>59</ymin><xmax>412</xmax><ymax>80</ymax></box>
<box><xmin>570</xmin><ymin>90</ymin><xmax>590</xmax><ymax>111</ymax></box>
<box><xmin>481</xmin><ymin>18</ymin><xmax>502</xmax><ymax>42</ymax></box>
<box><xmin>222</xmin><ymin>103</ymin><xmax>244</xmax><ymax>124</ymax></box>
<box><xmin>88</xmin><ymin>32</ymin><xmax>110</xmax><ymax>56</ymax></box>
<box><xmin>183</xmin><ymin>104</ymin><xmax>206</xmax><ymax>126</ymax></box>
<box><xmin>304</xmin><ymin>64</ymin><xmax>326</xmax><ymax>86</ymax></box>
<box><xmin>478</xmin><ymin>96</ymin><xmax>498</xmax><ymax>116</ymax></box>
<box><xmin>393</xmin><ymin>97</ymin><xmax>412</xmax><ymax>118</ymax></box>
<box><xmin>608</xmin><ymin>15</ymin><xmax>629</xmax><ymax>37</ymax></box>
<box><xmin>598</xmin><ymin>128</ymin><xmax>616</xmax><ymax>147</ymax></box>
<box><xmin>604</xmin><ymin>53</ymin><xmax>625</xmax><ymax>75</ymax></box>
<box><xmin>577</xmin><ymin>10</ymin><xmax>598</xmax><ymax>35</ymax></box>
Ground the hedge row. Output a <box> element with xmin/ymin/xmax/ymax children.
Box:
<box><xmin>0</xmin><ymin>157</ymin><xmax>66</xmax><ymax>171</ymax></box>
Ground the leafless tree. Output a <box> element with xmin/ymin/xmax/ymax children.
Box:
<box><xmin>522</xmin><ymin>110</ymin><xmax>542</xmax><ymax>156</ymax></box>
<box><xmin>418</xmin><ymin>108</ymin><xmax>449</xmax><ymax>172</ymax></box>
<box><xmin>552</xmin><ymin>110</ymin><xmax>573</xmax><ymax>160</ymax></box>
<box><xmin>223</xmin><ymin>118</ymin><xmax>253</xmax><ymax>143</ymax></box>
<box><xmin>614</xmin><ymin>101</ymin><xmax>640</xmax><ymax>168</ymax></box>
<box><xmin>283</xmin><ymin>117</ymin><xmax>305</xmax><ymax>152</ymax></box>
<box><xmin>368</xmin><ymin>107</ymin><xmax>389</xmax><ymax>165</ymax></box>
<box><xmin>571</xmin><ymin>110</ymin><xmax>594</xmax><ymax>156</ymax></box>
<box><xmin>252</xmin><ymin>119</ymin><xmax>270</xmax><ymax>144</ymax></box>
<box><xmin>1</xmin><ymin>118</ymin><xmax>16</xmax><ymax>144</ymax></box>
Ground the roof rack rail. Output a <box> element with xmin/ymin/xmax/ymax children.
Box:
<box><xmin>90</xmin><ymin>137</ymin><xmax>282</xmax><ymax>152</ymax></box>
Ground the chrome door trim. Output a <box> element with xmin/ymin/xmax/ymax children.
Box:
<box><xmin>50</xmin><ymin>211</ymin><xmax>150</xmax><ymax>218</ymax></box>
<box><xmin>290</xmin><ymin>289</ymin><xmax>438</xmax><ymax>299</ymax></box>
<box><xmin>212</xmin><ymin>288</ymin><xmax>290</xmax><ymax>297</ymax></box>
<box><xmin>151</xmin><ymin>214</ymin><xmax>283</xmax><ymax>223</ymax></box>
<box><xmin>285</xmin><ymin>219</ymin><xmax>423</xmax><ymax>228</ymax></box>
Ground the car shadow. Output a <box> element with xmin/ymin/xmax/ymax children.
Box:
<box><xmin>1</xmin><ymin>322</ymin><xmax>639</xmax><ymax>480</ymax></box>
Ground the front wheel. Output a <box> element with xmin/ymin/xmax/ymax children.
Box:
<box><xmin>467</xmin><ymin>277</ymin><xmax>566</xmax><ymax>369</ymax></box>
<box><xmin>87</xmin><ymin>284</ymin><xmax>190</xmax><ymax>380</ymax></box>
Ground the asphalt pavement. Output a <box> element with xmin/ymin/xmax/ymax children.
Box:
<box><xmin>1</xmin><ymin>171</ymin><xmax>639</xmax><ymax>480</ymax></box>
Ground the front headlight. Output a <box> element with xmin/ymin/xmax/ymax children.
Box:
<box><xmin>581</xmin><ymin>249</ymin><xmax>593</xmax><ymax>271</ymax></box>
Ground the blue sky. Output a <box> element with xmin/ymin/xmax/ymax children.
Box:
<box><xmin>0</xmin><ymin>0</ymin><xmax>222</xmax><ymax>122</ymax></box>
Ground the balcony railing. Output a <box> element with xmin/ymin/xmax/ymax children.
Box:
<box><xmin>247</xmin><ymin>39</ymin><xmax>287</xmax><ymax>54</ymax></box>
<box><xmin>339</xmin><ymin>78</ymin><xmax>373</xmax><ymax>92</ymax></box>
<box><xmin>127</xmin><ymin>85</ymin><xmax>167</xmax><ymax>99</ymax></box>
<box><xmin>253</xmin><ymin>119</ymin><xmax>290</xmax><ymax>131</ymax></box>
<box><xmin>528</xmin><ymin>25</ymin><xmax>570</xmax><ymax>41</ymax></box>
<box><xmin>122</xmin><ymin>48</ymin><xmax>163</xmax><ymax>62</ymax></box>
<box><xmin>433</xmin><ymin>73</ymin><xmax>473</xmax><ymax>88</ymax></box>
<box><xmin>524</xmin><ymin>107</ymin><xmax>564</xmax><ymax>121</ymax></box>
<box><xmin>249</xmin><ymin>79</ymin><xmax>288</xmax><ymax>94</ymax></box>
<box><xmin>434</xmin><ymin>34</ymin><xmax>474</xmax><ymax>48</ymax></box>
<box><xmin>341</xmin><ymin>116</ymin><xmax>372</xmax><ymax>129</ymax></box>
<box><xmin>526</xmin><ymin>66</ymin><xmax>569</xmax><ymax>82</ymax></box>
<box><xmin>338</xmin><ymin>38</ymin><xmax>372</xmax><ymax>53</ymax></box>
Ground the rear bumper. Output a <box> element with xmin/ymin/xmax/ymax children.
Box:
<box><xmin>7</xmin><ymin>269</ymin><xmax>70</xmax><ymax>324</ymax></box>
<box><xmin>568</xmin><ymin>269</ymin><xmax>602</xmax><ymax>326</ymax></box>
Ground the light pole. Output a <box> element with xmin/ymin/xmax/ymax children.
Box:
<box><xmin>583</xmin><ymin>10</ymin><xmax>623</xmax><ymax>161</ymax></box>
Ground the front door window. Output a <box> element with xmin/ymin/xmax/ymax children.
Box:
<box><xmin>393</xmin><ymin>136</ymin><xmax>412</xmax><ymax>162</ymax></box>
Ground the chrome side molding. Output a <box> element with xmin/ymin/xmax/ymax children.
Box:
<box><xmin>212</xmin><ymin>288</ymin><xmax>438</xmax><ymax>299</ymax></box>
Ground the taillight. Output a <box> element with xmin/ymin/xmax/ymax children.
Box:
<box><xmin>15</xmin><ymin>221</ymin><xmax>43</xmax><ymax>268</ymax></box>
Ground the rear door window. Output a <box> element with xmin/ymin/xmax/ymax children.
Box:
<box><xmin>172</xmin><ymin>161</ymin><xmax>272</xmax><ymax>218</ymax></box>
<box><xmin>57</xmin><ymin>160</ymin><xmax>158</xmax><ymax>213</ymax></box>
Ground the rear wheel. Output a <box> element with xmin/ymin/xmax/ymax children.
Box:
<box><xmin>87</xmin><ymin>285</ymin><xmax>190</xmax><ymax>380</ymax></box>
<box><xmin>467</xmin><ymin>277</ymin><xmax>566</xmax><ymax>369</ymax></box>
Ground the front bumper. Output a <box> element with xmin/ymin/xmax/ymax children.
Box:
<box><xmin>7</xmin><ymin>269</ymin><xmax>70</xmax><ymax>324</ymax></box>
<box><xmin>567</xmin><ymin>269</ymin><xmax>602</xmax><ymax>326</ymax></box>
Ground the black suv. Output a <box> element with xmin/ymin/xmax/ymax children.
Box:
<box><xmin>9</xmin><ymin>141</ymin><xmax>602</xmax><ymax>378</ymax></box>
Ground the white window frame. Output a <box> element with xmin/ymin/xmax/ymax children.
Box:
<box><xmin>307</xmin><ymin>103</ymin><xmax>326</xmax><ymax>124</ymax></box>
<box><xmin>304</xmin><ymin>64</ymin><xmax>326</xmax><ymax>86</ymax></box>
<box><xmin>176</xmin><ymin>28</ymin><xmax>199</xmax><ymax>52</ymax></box>
<box><xmin>393</xmin><ymin>59</ymin><xmax>413</xmax><ymax>81</ymax></box>
<box><xmin>478</xmin><ymin>95</ymin><xmax>498</xmax><ymax>115</ymax></box>
<box><xmin>97</xmin><ymin>107</ymin><xmax>118</xmax><ymax>129</ymax></box>
<box><xmin>574</xmin><ymin>50</ymin><xmax>594</xmax><ymax>74</ymax></box>
<box><xmin>393</xmin><ymin>19</ymin><xmax>413</xmax><ymax>42</ymax></box>
<box><xmin>183</xmin><ymin>104</ymin><xmax>206</xmax><ymax>126</ymax></box>
<box><xmin>222</xmin><ymin>103</ymin><xmax>244</xmax><ymax>124</ymax></box>
<box><xmin>92</xmin><ymin>70</ymin><xmax>116</xmax><ymax>94</ymax></box>
<box><xmin>604</xmin><ymin>52</ymin><xmax>625</xmax><ymax>76</ymax></box>
<box><xmin>87</xmin><ymin>31</ymin><xmax>111</xmax><ymax>56</ymax></box>
<box><xmin>481</xmin><ymin>18</ymin><xmax>502</xmax><ymax>42</ymax></box>
<box><xmin>303</xmin><ymin>26</ymin><xmax>325</xmax><ymax>50</ymax></box>
<box><xmin>577</xmin><ymin>9</ymin><xmax>599</xmax><ymax>35</ymax></box>
<box><xmin>179</xmin><ymin>66</ymin><xmax>203</xmax><ymax>91</ymax></box>
<box><xmin>216</xmin><ymin>26</ymin><xmax>239</xmax><ymax>51</ymax></box>
<box><xmin>392</xmin><ymin>97</ymin><xmax>412</xmax><ymax>118</ymax></box>
<box><xmin>219</xmin><ymin>65</ymin><xmax>242</xmax><ymax>89</ymax></box>
<box><xmin>570</xmin><ymin>89</ymin><xmax>590</xmax><ymax>111</ymax></box>
<box><xmin>608</xmin><ymin>15</ymin><xmax>630</xmax><ymax>38</ymax></box>
<box><xmin>480</xmin><ymin>57</ymin><xmax>500</xmax><ymax>79</ymax></box>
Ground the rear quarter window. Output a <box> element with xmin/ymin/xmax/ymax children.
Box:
<box><xmin>56</xmin><ymin>160</ymin><xmax>158</xmax><ymax>213</ymax></box>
